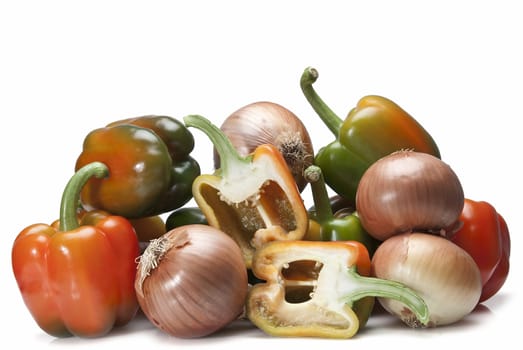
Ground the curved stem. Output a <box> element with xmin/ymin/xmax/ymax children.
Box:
<box><xmin>59</xmin><ymin>162</ymin><xmax>109</xmax><ymax>232</ymax></box>
<box><xmin>300</xmin><ymin>67</ymin><xmax>343</xmax><ymax>136</ymax></box>
<box><xmin>304</xmin><ymin>165</ymin><xmax>334</xmax><ymax>224</ymax></box>
<box><xmin>341</xmin><ymin>266</ymin><xmax>429</xmax><ymax>325</ymax></box>
<box><xmin>183</xmin><ymin>114</ymin><xmax>249</xmax><ymax>178</ymax></box>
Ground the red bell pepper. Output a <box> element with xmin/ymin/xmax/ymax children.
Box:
<box><xmin>11</xmin><ymin>162</ymin><xmax>140</xmax><ymax>338</ymax></box>
<box><xmin>450</xmin><ymin>198</ymin><xmax>511</xmax><ymax>302</ymax></box>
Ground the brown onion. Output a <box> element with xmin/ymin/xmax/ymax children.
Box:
<box><xmin>371</xmin><ymin>232</ymin><xmax>482</xmax><ymax>327</ymax></box>
<box><xmin>356</xmin><ymin>150</ymin><xmax>464</xmax><ymax>241</ymax></box>
<box><xmin>214</xmin><ymin>101</ymin><xmax>314</xmax><ymax>192</ymax></box>
<box><xmin>135</xmin><ymin>224</ymin><xmax>248</xmax><ymax>338</ymax></box>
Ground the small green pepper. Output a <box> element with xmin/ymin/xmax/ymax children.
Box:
<box><xmin>304</xmin><ymin>165</ymin><xmax>379</xmax><ymax>256</ymax></box>
<box><xmin>165</xmin><ymin>207</ymin><xmax>208</xmax><ymax>231</ymax></box>
<box><xmin>300</xmin><ymin>67</ymin><xmax>440</xmax><ymax>202</ymax></box>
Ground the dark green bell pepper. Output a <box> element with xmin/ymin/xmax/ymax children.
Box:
<box><xmin>300</xmin><ymin>67</ymin><xmax>440</xmax><ymax>203</ymax></box>
<box><xmin>304</xmin><ymin>165</ymin><xmax>379</xmax><ymax>256</ymax></box>
<box><xmin>165</xmin><ymin>207</ymin><xmax>208</xmax><ymax>231</ymax></box>
<box><xmin>107</xmin><ymin>115</ymin><xmax>201</xmax><ymax>216</ymax></box>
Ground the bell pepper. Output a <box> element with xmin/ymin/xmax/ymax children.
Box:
<box><xmin>450</xmin><ymin>198</ymin><xmax>511</xmax><ymax>302</ymax></box>
<box><xmin>165</xmin><ymin>206</ymin><xmax>208</xmax><ymax>231</ymax></box>
<box><xmin>183</xmin><ymin>114</ymin><xmax>309</xmax><ymax>268</ymax></box>
<box><xmin>300</xmin><ymin>67</ymin><xmax>440</xmax><ymax>202</ymax></box>
<box><xmin>246</xmin><ymin>240</ymin><xmax>429</xmax><ymax>338</ymax></box>
<box><xmin>11</xmin><ymin>162</ymin><xmax>140</xmax><ymax>338</ymax></box>
<box><xmin>107</xmin><ymin>115</ymin><xmax>200</xmax><ymax>215</ymax></box>
<box><xmin>304</xmin><ymin>165</ymin><xmax>379</xmax><ymax>256</ymax></box>
<box><xmin>75</xmin><ymin>115</ymin><xmax>199</xmax><ymax>219</ymax></box>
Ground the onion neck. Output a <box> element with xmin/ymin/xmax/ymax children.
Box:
<box><xmin>340</xmin><ymin>266</ymin><xmax>429</xmax><ymax>326</ymax></box>
<box><xmin>59</xmin><ymin>162</ymin><xmax>109</xmax><ymax>232</ymax></box>
<box><xmin>184</xmin><ymin>114</ymin><xmax>251</xmax><ymax>179</ymax></box>
<box><xmin>300</xmin><ymin>67</ymin><xmax>343</xmax><ymax>136</ymax></box>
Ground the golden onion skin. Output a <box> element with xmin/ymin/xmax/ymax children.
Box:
<box><xmin>356</xmin><ymin>150</ymin><xmax>464</xmax><ymax>241</ymax></box>
<box><xmin>371</xmin><ymin>232</ymin><xmax>482</xmax><ymax>327</ymax></box>
<box><xmin>135</xmin><ymin>224</ymin><xmax>248</xmax><ymax>338</ymax></box>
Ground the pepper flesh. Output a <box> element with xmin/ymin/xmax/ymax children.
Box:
<box><xmin>11</xmin><ymin>162</ymin><xmax>140</xmax><ymax>338</ymax></box>
<box><xmin>184</xmin><ymin>114</ymin><xmax>309</xmax><ymax>268</ymax></box>
<box><xmin>246</xmin><ymin>240</ymin><xmax>429</xmax><ymax>338</ymax></box>
<box><xmin>300</xmin><ymin>67</ymin><xmax>440</xmax><ymax>202</ymax></box>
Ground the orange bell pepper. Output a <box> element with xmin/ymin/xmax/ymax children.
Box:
<box><xmin>246</xmin><ymin>240</ymin><xmax>429</xmax><ymax>338</ymax></box>
<box><xmin>11</xmin><ymin>162</ymin><xmax>140</xmax><ymax>338</ymax></box>
<box><xmin>184</xmin><ymin>114</ymin><xmax>309</xmax><ymax>268</ymax></box>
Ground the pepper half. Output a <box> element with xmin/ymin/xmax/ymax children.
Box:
<box><xmin>12</xmin><ymin>162</ymin><xmax>140</xmax><ymax>338</ymax></box>
<box><xmin>300</xmin><ymin>67</ymin><xmax>440</xmax><ymax>202</ymax></box>
<box><xmin>184</xmin><ymin>114</ymin><xmax>309</xmax><ymax>268</ymax></box>
<box><xmin>246</xmin><ymin>240</ymin><xmax>429</xmax><ymax>338</ymax></box>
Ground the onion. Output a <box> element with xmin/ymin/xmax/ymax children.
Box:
<box><xmin>214</xmin><ymin>101</ymin><xmax>314</xmax><ymax>192</ymax></box>
<box><xmin>135</xmin><ymin>224</ymin><xmax>248</xmax><ymax>338</ymax></box>
<box><xmin>371</xmin><ymin>232</ymin><xmax>482</xmax><ymax>327</ymax></box>
<box><xmin>356</xmin><ymin>150</ymin><xmax>464</xmax><ymax>241</ymax></box>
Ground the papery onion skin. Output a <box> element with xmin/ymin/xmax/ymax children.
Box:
<box><xmin>371</xmin><ymin>232</ymin><xmax>482</xmax><ymax>327</ymax></box>
<box><xmin>356</xmin><ymin>150</ymin><xmax>464</xmax><ymax>241</ymax></box>
<box><xmin>214</xmin><ymin>101</ymin><xmax>314</xmax><ymax>192</ymax></box>
<box><xmin>135</xmin><ymin>224</ymin><xmax>248</xmax><ymax>338</ymax></box>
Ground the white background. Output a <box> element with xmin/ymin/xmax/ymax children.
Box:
<box><xmin>1</xmin><ymin>0</ymin><xmax>521</xmax><ymax>348</ymax></box>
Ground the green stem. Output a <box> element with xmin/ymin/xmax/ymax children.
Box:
<box><xmin>303</xmin><ymin>165</ymin><xmax>334</xmax><ymax>224</ymax></box>
<box><xmin>183</xmin><ymin>114</ymin><xmax>249</xmax><ymax>179</ymax></box>
<box><xmin>341</xmin><ymin>266</ymin><xmax>429</xmax><ymax>326</ymax></box>
<box><xmin>300</xmin><ymin>67</ymin><xmax>343</xmax><ymax>136</ymax></box>
<box><xmin>59</xmin><ymin>162</ymin><xmax>109</xmax><ymax>232</ymax></box>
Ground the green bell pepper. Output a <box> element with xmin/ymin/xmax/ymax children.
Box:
<box><xmin>165</xmin><ymin>207</ymin><xmax>208</xmax><ymax>231</ymax></box>
<box><xmin>76</xmin><ymin>115</ymin><xmax>200</xmax><ymax>219</ymax></box>
<box><xmin>304</xmin><ymin>165</ymin><xmax>379</xmax><ymax>256</ymax></box>
<box><xmin>300</xmin><ymin>67</ymin><xmax>440</xmax><ymax>202</ymax></box>
<box><xmin>107</xmin><ymin>115</ymin><xmax>201</xmax><ymax>216</ymax></box>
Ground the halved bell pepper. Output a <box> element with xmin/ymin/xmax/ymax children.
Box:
<box><xmin>300</xmin><ymin>67</ymin><xmax>440</xmax><ymax>202</ymax></box>
<box><xmin>76</xmin><ymin>115</ymin><xmax>199</xmax><ymax>219</ymax></box>
<box><xmin>184</xmin><ymin>114</ymin><xmax>309</xmax><ymax>268</ymax></box>
<box><xmin>304</xmin><ymin>165</ymin><xmax>379</xmax><ymax>256</ymax></box>
<box><xmin>11</xmin><ymin>162</ymin><xmax>140</xmax><ymax>338</ymax></box>
<box><xmin>246</xmin><ymin>240</ymin><xmax>429</xmax><ymax>338</ymax></box>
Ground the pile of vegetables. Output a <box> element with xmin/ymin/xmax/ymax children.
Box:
<box><xmin>11</xmin><ymin>67</ymin><xmax>510</xmax><ymax>339</ymax></box>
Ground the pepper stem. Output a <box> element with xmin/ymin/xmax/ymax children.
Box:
<box><xmin>341</xmin><ymin>266</ymin><xmax>429</xmax><ymax>326</ymax></box>
<box><xmin>304</xmin><ymin>165</ymin><xmax>334</xmax><ymax>225</ymax></box>
<box><xmin>300</xmin><ymin>67</ymin><xmax>343</xmax><ymax>136</ymax></box>
<box><xmin>183</xmin><ymin>114</ymin><xmax>249</xmax><ymax>178</ymax></box>
<box><xmin>59</xmin><ymin>162</ymin><xmax>109</xmax><ymax>232</ymax></box>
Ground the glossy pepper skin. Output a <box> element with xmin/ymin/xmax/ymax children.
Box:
<box><xmin>184</xmin><ymin>114</ymin><xmax>309</xmax><ymax>268</ymax></box>
<box><xmin>108</xmin><ymin>115</ymin><xmax>200</xmax><ymax>215</ymax></box>
<box><xmin>165</xmin><ymin>207</ymin><xmax>208</xmax><ymax>232</ymax></box>
<box><xmin>300</xmin><ymin>67</ymin><xmax>440</xmax><ymax>202</ymax></box>
<box><xmin>76</xmin><ymin>115</ymin><xmax>199</xmax><ymax>219</ymax></box>
<box><xmin>304</xmin><ymin>165</ymin><xmax>379</xmax><ymax>256</ymax></box>
<box><xmin>246</xmin><ymin>240</ymin><xmax>429</xmax><ymax>338</ymax></box>
<box><xmin>450</xmin><ymin>198</ymin><xmax>511</xmax><ymax>302</ymax></box>
<box><xmin>12</xmin><ymin>162</ymin><xmax>140</xmax><ymax>338</ymax></box>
